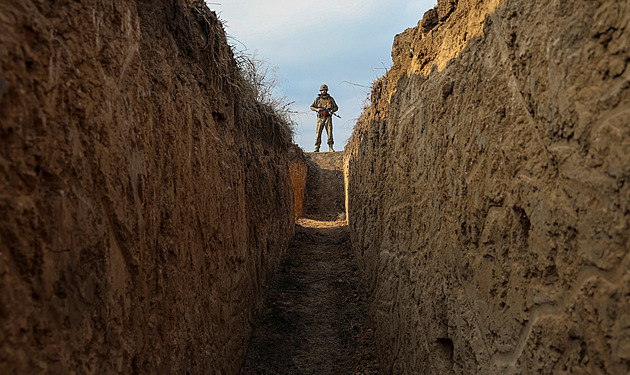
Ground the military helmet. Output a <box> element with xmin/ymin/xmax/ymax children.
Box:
<box><xmin>319</xmin><ymin>84</ymin><xmax>328</xmax><ymax>91</ymax></box>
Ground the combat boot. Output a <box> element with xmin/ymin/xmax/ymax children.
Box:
<box><xmin>314</xmin><ymin>146</ymin><xmax>320</xmax><ymax>152</ymax></box>
<box><xmin>329</xmin><ymin>145</ymin><xmax>335</xmax><ymax>152</ymax></box>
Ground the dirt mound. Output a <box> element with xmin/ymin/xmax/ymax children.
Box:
<box><xmin>346</xmin><ymin>0</ymin><xmax>630</xmax><ymax>373</ymax></box>
<box><xmin>0</xmin><ymin>1</ymin><xmax>298</xmax><ymax>373</ymax></box>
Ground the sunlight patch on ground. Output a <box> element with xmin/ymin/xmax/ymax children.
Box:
<box><xmin>297</xmin><ymin>216</ymin><xmax>347</xmax><ymax>228</ymax></box>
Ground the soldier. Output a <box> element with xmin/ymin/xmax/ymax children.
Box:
<box><xmin>310</xmin><ymin>84</ymin><xmax>339</xmax><ymax>152</ymax></box>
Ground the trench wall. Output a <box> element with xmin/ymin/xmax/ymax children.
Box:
<box><xmin>290</xmin><ymin>148</ymin><xmax>307</xmax><ymax>219</ymax></box>
<box><xmin>345</xmin><ymin>0</ymin><xmax>630</xmax><ymax>373</ymax></box>
<box><xmin>304</xmin><ymin>152</ymin><xmax>346</xmax><ymax>221</ymax></box>
<box><xmin>0</xmin><ymin>0</ymin><xmax>299</xmax><ymax>373</ymax></box>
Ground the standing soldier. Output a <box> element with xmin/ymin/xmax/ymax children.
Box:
<box><xmin>310</xmin><ymin>84</ymin><xmax>339</xmax><ymax>152</ymax></box>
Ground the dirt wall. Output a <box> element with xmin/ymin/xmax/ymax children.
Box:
<box><xmin>289</xmin><ymin>146</ymin><xmax>307</xmax><ymax>219</ymax></box>
<box><xmin>304</xmin><ymin>152</ymin><xmax>346</xmax><ymax>221</ymax></box>
<box><xmin>345</xmin><ymin>0</ymin><xmax>630</xmax><ymax>373</ymax></box>
<box><xmin>0</xmin><ymin>0</ymin><xmax>297</xmax><ymax>373</ymax></box>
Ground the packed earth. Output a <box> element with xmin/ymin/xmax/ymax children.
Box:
<box><xmin>240</xmin><ymin>152</ymin><xmax>382</xmax><ymax>373</ymax></box>
<box><xmin>241</xmin><ymin>217</ymin><xmax>382</xmax><ymax>374</ymax></box>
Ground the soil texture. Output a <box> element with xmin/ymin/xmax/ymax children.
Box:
<box><xmin>240</xmin><ymin>218</ymin><xmax>382</xmax><ymax>374</ymax></box>
<box><xmin>241</xmin><ymin>152</ymin><xmax>381</xmax><ymax>374</ymax></box>
<box><xmin>0</xmin><ymin>1</ymin><xmax>297</xmax><ymax>373</ymax></box>
<box><xmin>303</xmin><ymin>152</ymin><xmax>346</xmax><ymax>221</ymax></box>
<box><xmin>346</xmin><ymin>0</ymin><xmax>630</xmax><ymax>373</ymax></box>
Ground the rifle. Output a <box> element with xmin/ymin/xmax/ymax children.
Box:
<box><xmin>316</xmin><ymin>106</ymin><xmax>341</xmax><ymax>118</ymax></box>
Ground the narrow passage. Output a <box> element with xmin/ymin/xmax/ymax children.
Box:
<box><xmin>240</xmin><ymin>217</ymin><xmax>382</xmax><ymax>374</ymax></box>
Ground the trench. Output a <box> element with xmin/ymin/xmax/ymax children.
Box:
<box><xmin>240</xmin><ymin>152</ymin><xmax>382</xmax><ymax>374</ymax></box>
<box><xmin>2</xmin><ymin>1</ymin><xmax>628</xmax><ymax>373</ymax></box>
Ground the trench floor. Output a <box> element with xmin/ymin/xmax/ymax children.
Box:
<box><xmin>240</xmin><ymin>218</ymin><xmax>382</xmax><ymax>374</ymax></box>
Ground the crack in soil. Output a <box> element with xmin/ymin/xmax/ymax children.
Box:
<box><xmin>240</xmin><ymin>218</ymin><xmax>382</xmax><ymax>374</ymax></box>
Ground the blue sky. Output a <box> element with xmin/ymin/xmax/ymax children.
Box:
<box><xmin>207</xmin><ymin>1</ymin><xmax>436</xmax><ymax>151</ymax></box>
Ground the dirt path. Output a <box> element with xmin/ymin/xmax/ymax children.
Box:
<box><xmin>240</xmin><ymin>217</ymin><xmax>382</xmax><ymax>374</ymax></box>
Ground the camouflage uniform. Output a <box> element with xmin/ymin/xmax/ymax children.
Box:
<box><xmin>310</xmin><ymin>87</ymin><xmax>338</xmax><ymax>151</ymax></box>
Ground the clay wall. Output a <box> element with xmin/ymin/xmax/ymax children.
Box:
<box><xmin>0</xmin><ymin>0</ymin><xmax>297</xmax><ymax>373</ymax></box>
<box><xmin>345</xmin><ymin>0</ymin><xmax>630</xmax><ymax>373</ymax></box>
<box><xmin>289</xmin><ymin>146</ymin><xmax>307</xmax><ymax>219</ymax></box>
<box><xmin>304</xmin><ymin>152</ymin><xmax>346</xmax><ymax>221</ymax></box>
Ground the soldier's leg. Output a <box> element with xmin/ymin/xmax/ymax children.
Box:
<box><xmin>325</xmin><ymin>117</ymin><xmax>334</xmax><ymax>146</ymax></box>
<box><xmin>315</xmin><ymin>118</ymin><xmax>324</xmax><ymax>151</ymax></box>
